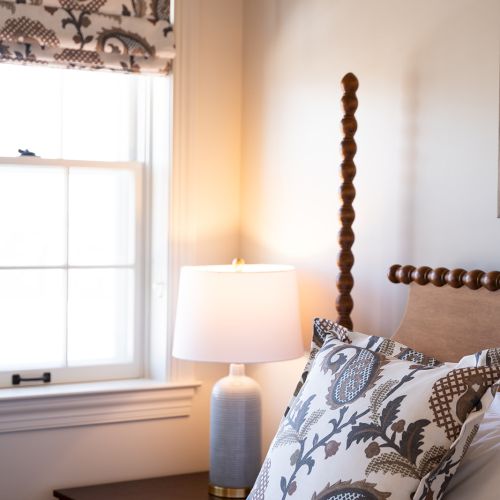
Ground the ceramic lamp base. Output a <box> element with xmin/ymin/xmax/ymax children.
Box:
<box><xmin>209</xmin><ymin>364</ymin><xmax>261</xmax><ymax>496</ymax></box>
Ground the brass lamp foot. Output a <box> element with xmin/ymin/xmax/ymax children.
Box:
<box><xmin>209</xmin><ymin>483</ymin><xmax>251</xmax><ymax>498</ymax></box>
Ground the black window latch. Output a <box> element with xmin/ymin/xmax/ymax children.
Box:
<box><xmin>12</xmin><ymin>372</ymin><xmax>51</xmax><ymax>385</ymax></box>
<box><xmin>18</xmin><ymin>149</ymin><xmax>37</xmax><ymax>157</ymax></box>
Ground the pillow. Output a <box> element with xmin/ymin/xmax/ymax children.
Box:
<box><xmin>249</xmin><ymin>336</ymin><xmax>500</xmax><ymax>500</ymax></box>
<box><xmin>444</xmin><ymin>395</ymin><xmax>500</xmax><ymax>499</ymax></box>
<box><xmin>285</xmin><ymin>318</ymin><xmax>441</xmax><ymax>416</ymax></box>
<box><xmin>315</xmin><ymin>318</ymin><xmax>442</xmax><ymax>364</ymax></box>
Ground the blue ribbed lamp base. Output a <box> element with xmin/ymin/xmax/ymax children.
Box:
<box><xmin>209</xmin><ymin>364</ymin><xmax>261</xmax><ymax>497</ymax></box>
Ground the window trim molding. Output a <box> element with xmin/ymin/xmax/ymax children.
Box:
<box><xmin>167</xmin><ymin>0</ymin><xmax>201</xmax><ymax>382</ymax></box>
<box><xmin>0</xmin><ymin>1</ymin><xmax>204</xmax><ymax>433</ymax></box>
<box><xmin>0</xmin><ymin>379</ymin><xmax>200</xmax><ymax>433</ymax></box>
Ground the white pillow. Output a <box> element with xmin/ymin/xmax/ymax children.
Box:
<box><xmin>445</xmin><ymin>396</ymin><xmax>500</xmax><ymax>499</ymax></box>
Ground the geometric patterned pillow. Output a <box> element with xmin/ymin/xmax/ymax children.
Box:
<box><xmin>251</xmin><ymin>336</ymin><xmax>500</xmax><ymax>500</ymax></box>
<box><xmin>285</xmin><ymin>318</ymin><xmax>442</xmax><ymax>416</ymax></box>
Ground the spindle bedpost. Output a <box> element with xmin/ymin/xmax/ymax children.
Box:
<box><xmin>336</xmin><ymin>72</ymin><xmax>358</xmax><ymax>330</ymax></box>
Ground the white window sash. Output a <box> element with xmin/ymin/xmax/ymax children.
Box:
<box><xmin>0</xmin><ymin>157</ymin><xmax>144</xmax><ymax>387</ymax></box>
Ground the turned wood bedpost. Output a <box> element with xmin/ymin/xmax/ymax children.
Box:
<box><xmin>336</xmin><ymin>73</ymin><xmax>359</xmax><ymax>330</ymax></box>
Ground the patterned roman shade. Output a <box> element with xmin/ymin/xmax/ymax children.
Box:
<box><xmin>0</xmin><ymin>0</ymin><xmax>174</xmax><ymax>74</ymax></box>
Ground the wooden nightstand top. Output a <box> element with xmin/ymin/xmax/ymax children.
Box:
<box><xmin>53</xmin><ymin>471</ymin><xmax>219</xmax><ymax>500</ymax></box>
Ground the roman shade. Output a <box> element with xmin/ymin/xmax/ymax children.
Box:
<box><xmin>0</xmin><ymin>0</ymin><xmax>174</xmax><ymax>74</ymax></box>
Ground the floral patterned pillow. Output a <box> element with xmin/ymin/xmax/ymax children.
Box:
<box><xmin>250</xmin><ymin>336</ymin><xmax>500</xmax><ymax>500</ymax></box>
<box><xmin>285</xmin><ymin>318</ymin><xmax>441</xmax><ymax>416</ymax></box>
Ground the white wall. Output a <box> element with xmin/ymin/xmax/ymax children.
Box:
<box><xmin>241</xmin><ymin>0</ymin><xmax>500</xmax><ymax>449</ymax></box>
<box><xmin>0</xmin><ymin>1</ymin><xmax>243</xmax><ymax>498</ymax></box>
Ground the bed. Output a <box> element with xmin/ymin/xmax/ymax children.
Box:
<box><xmin>336</xmin><ymin>72</ymin><xmax>500</xmax><ymax>363</ymax></box>
<box><xmin>248</xmin><ymin>73</ymin><xmax>500</xmax><ymax>500</ymax></box>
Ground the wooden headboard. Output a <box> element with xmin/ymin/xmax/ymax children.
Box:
<box><xmin>335</xmin><ymin>73</ymin><xmax>500</xmax><ymax>362</ymax></box>
<box><xmin>389</xmin><ymin>266</ymin><xmax>500</xmax><ymax>361</ymax></box>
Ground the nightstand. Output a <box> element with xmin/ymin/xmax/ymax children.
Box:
<box><xmin>53</xmin><ymin>471</ymin><xmax>235</xmax><ymax>500</ymax></box>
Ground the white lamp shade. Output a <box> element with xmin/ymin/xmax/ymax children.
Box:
<box><xmin>172</xmin><ymin>264</ymin><xmax>304</xmax><ymax>364</ymax></box>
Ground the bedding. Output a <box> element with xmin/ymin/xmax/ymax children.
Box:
<box><xmin>250</xmin><ymin>336</ymin><xmax>500</xmax><ymax>500</ymax></box>
<box><xmin>445</xmin><ymin>396</ymin><xmax>500</xmax><ymax>499</ymax></box>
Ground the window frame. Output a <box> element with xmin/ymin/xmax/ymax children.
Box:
<box><xmin>0</xmin><ymin>70</ymin><xmax>201</xmax><ymax>429</ymax></box>
<box><xmin>0</xmin><ymin>0</ymin><xmax>203</xmax><ymax>432</ymax></box>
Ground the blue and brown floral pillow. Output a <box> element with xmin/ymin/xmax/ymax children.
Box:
<box><xmin>285</xmin><ymin>318</ymin><xmax>441</xmax><ymax>416</ymax></box>
<box><xmin>250</xmin><ymin>335</ymin><xmax>500</xmax><ymax>500</ymax></box>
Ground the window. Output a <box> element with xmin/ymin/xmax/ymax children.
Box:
<box><xmin>0</xmin><ymin>64</ymin><xmax>171</xmax><ymax>388</ymax></box>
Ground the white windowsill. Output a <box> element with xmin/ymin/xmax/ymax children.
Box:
<box><xmin>0</xmin><ymin>378</ymin><xmax>201</xmax><ymax>433</ymax></box>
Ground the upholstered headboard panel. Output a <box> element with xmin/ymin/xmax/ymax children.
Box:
<box><xmin>389</xmin><ymin>266</ymin><xmax>500</xmax><ymax>362</ymax></box>
<box><xmin>393</xmin><ymin>284</ymin><xmax>500</xmax><ymax>362</ymax></box>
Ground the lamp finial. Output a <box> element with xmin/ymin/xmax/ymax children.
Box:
<box><xmin>231</xmin><ymin>258</ymin><xmax>245</xmax><ymax>271</ymax></box>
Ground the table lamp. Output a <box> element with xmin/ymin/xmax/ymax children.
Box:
<box><xmin>172</xmin><ymin>260</ymin><xmax>303</xmax><ymax>498</ymax></box>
